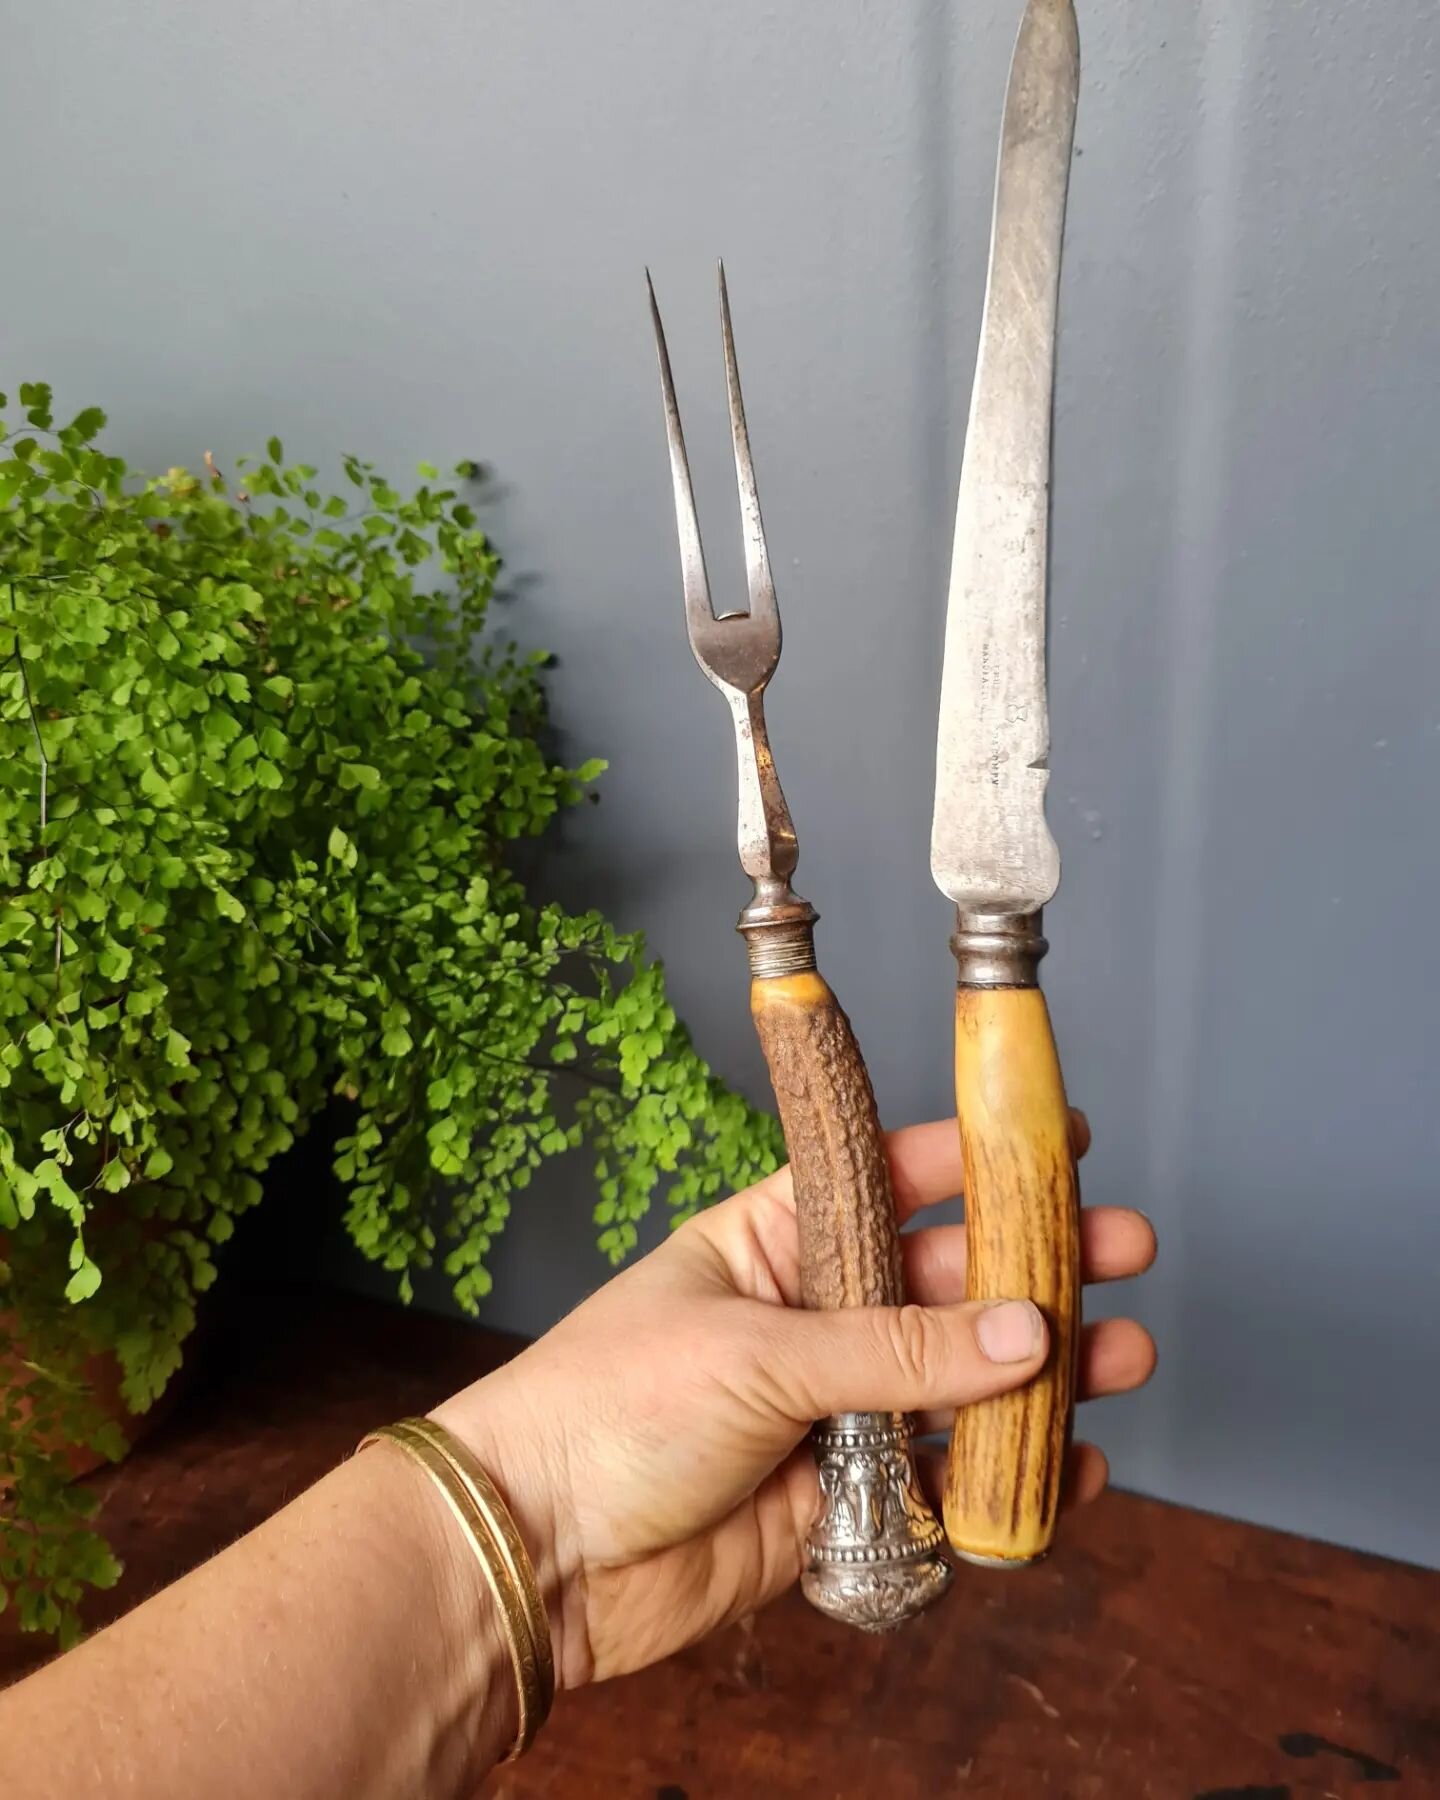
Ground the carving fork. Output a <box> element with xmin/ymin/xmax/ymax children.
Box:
<box><xmin>647</xmin><ymin>267</ymin><xmax>952</xmax><ymax>1631</ymax></box>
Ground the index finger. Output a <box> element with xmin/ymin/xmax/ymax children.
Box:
<box><xmin>887</xmin><ymin>1108</ymin><xmax>1091</xmax><ymax>1223</ymax></box>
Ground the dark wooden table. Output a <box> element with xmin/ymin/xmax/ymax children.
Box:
<box><xmin>3</xmin><ymin>1288</ymin><xmax>1437</xmax><ymax>1797</ymax></box>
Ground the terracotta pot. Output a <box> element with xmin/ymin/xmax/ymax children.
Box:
<box><xmin>2</xmin><ymin>1349</ymin><xmax>157</xmax><ymax>1480</ymax></box>
<box><xmin>1</xmin><ymin>1111</ymin><xmax>345</xmax><ymax>1488</ymax></box>
<box><xmin>0</xmin><ymin>1306</ymin><xmax>205</xmax><ymax>1484</ymax></box>
<box><xmin>0</xmin><ymin>1213</ymin><xmax>213</xmax><ymax>1486</ymax></box>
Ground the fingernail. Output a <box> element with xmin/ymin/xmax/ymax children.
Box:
<box><xmin>976</xmin><ymin>1300</ymin><xmax>1044</xmax><ymax>1363</ymax></box>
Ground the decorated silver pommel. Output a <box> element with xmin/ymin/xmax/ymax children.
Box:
<box><xmin>801</xmin><ymin>1411</ymin><xmax>953</xmax><ymax>1631</ymax></box>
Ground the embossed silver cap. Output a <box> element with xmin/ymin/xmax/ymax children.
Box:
<box><xmin>801</xmin><ymin>1413</ymin><xmax>953</xmax><ymax>1631</ymax></box>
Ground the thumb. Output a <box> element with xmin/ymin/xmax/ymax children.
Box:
<box><xmin>766</xmin><ymin>1298</ymin><xmax>1049</xmax><ymax>1422</ymax></box>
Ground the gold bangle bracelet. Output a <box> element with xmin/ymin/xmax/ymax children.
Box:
<box><xmin>359</xmin><ymin>1418</ymin><xmax>555</xmax><ymax>1761</ymax></box>
<box><xmin>389</xmin><ymin>1416</ymin><xmax>556</xmax><ymax>1707</ymax></box>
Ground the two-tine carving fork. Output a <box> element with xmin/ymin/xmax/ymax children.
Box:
<box><xmin>648</xmin><ymin>267</ymin><xmax>953</xmax><ymax>1632</ymax></box>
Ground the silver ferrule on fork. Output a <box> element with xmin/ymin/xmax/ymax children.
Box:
<box><xmin>737</xmin><ymin>903</ymin><xmax>818</xmax><ymax>980</ymax></box>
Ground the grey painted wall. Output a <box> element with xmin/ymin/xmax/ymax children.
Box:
<box><xmin>4</xmin><ymin>2</ymin><xmax>1438</xmax><ymax>1567</ymax></box>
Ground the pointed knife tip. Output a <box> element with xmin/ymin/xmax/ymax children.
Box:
<box><xmin>1024</xmin><ymin>0</ymin><xmax>1079</xmax><ymax>45</ymax></box>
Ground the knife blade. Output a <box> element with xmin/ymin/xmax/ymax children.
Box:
<box><xmin>930</xmin><ymin>0</ymin><xmax>1082</xmax><ymax>1568</ymax></box>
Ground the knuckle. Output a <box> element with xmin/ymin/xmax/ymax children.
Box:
<box><xmin>885</xmin><ymin>1304</ymin><xmax>946</xmax><ymax>1388</ymax></box>
<box><xmin>667</xmin><ymin>1210</ymin><xmax>707</xmax><ymax>1253</ymax></box>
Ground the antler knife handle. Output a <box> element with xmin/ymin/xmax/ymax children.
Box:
<box><xmin>743</xmin><ymin>912</ymin><xmax>952</xmax><ymax>1631</ymax></box>
<box><xmin>943</xmin><ymin>911</ymin><xmax>1081</xmax><ymax>1567</ymax></box>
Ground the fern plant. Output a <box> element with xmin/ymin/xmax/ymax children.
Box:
<box><xmin>0</xmin><ymin>385</ymin><xmax>783</xmax><ymax>1640</ymax></box>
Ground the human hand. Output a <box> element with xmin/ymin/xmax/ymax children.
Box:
<box><xmin>433</xmin><ymin>1113</ymin><xmax>1156</xmax><ymax>1689</ymax></box>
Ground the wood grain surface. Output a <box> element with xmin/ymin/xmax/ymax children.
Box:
<box><xmin>3</xmin><ymin>1288</ymin><xmax>1436</xmax><ymax>1798</ymax></box>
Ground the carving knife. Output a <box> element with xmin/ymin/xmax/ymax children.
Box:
<box><xmin>930</xmin><ymin>0</ymin><xmax>1082</xmax><ymax>1566</ymax></box>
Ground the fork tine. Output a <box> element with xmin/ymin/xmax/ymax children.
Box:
<box><xmin>647</xmin><ymin>270</ymin><xmax>716</xmax><ymax>640</ymax></box>
<box><xmin>718</xmin><ymin>261</ymin><xmax>779</xmax><ymax>636</ymax></box>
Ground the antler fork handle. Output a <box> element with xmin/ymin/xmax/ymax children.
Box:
<box><xmin>744</xmin><ymin>913</ymin><xmax>952</xmax><ymax>1629</ymax></box>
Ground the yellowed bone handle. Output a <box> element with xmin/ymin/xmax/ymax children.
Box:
<box><xmin>943</xmin><ymin>985</ymin><xmax>1081</xmax><ymax>1566</ymax></box>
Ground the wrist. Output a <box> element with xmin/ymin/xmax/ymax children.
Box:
<box><xmin>340</xmin><ymin>1439</ymin><xmax>517</xmax><ymax>1789</ymax></box>
<box><xmin>429</xmin><ymin>1382</ymin><xmax>594</xmax><ymax>1693</ymax></box>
